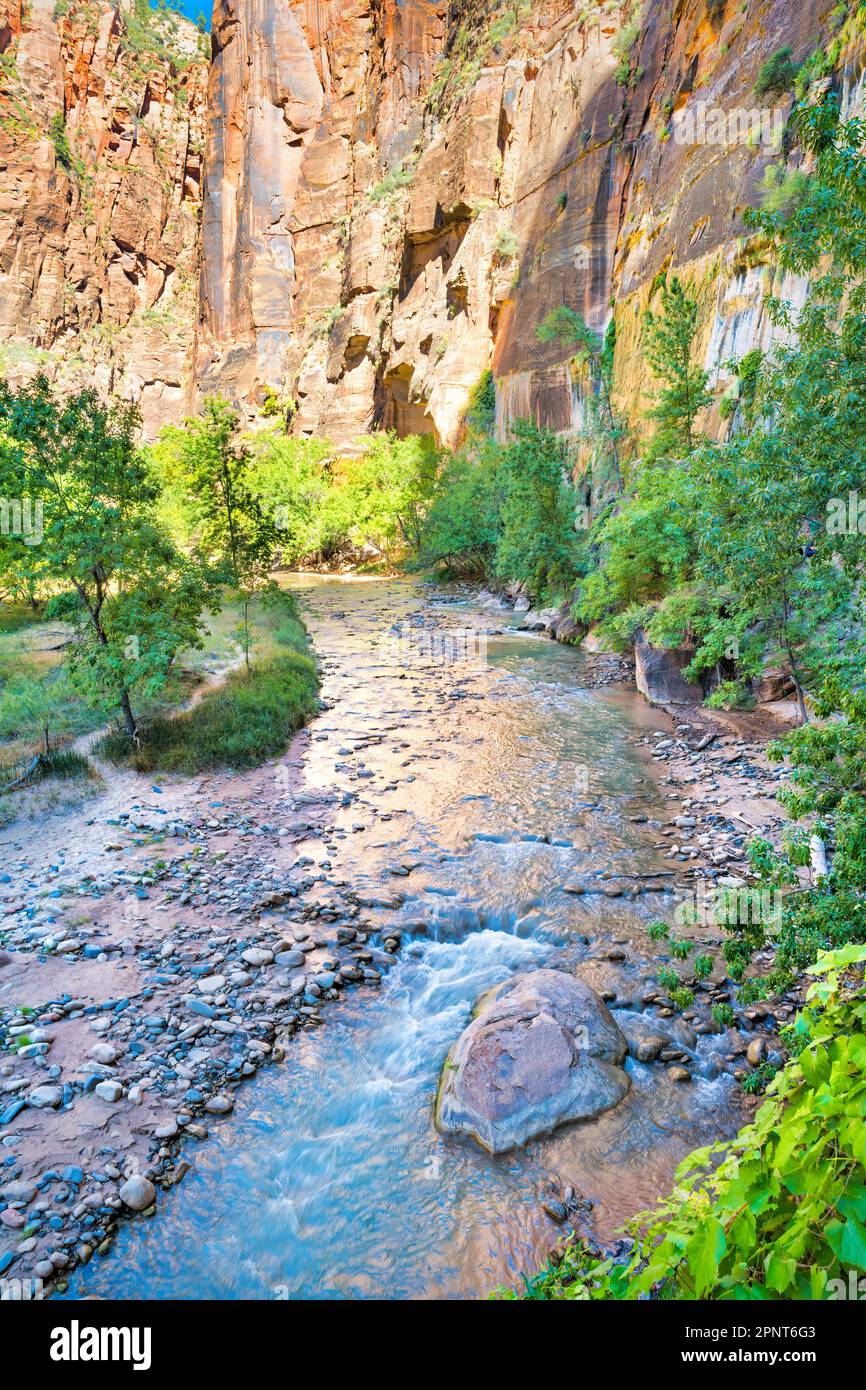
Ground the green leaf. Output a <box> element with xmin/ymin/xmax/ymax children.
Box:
<box><xmin>825</xmin><ymin>1214</ymin><xmax>866</xmax><ymax>1272</ymax></box>
<box><xmin>685</xmin><ymin>1216</ymin><xmax>727</xmax><ymax>1296</ymax></box>
<box><xmin>765</xmin><ymin>1252</ymin><xmax>797</xmax><ymax>1293</ymax></box>
<box><xmin>800</xmin><ymin>1044</ymin><xmax>830</xmax><ymax>1087</ymax></box>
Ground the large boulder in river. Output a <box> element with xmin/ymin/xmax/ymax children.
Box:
<box><xmin>435</xmin><ymin>969</ymin><xmax>630</xmax><ymax>1153</ymax></box>
<box><xmin>634</xmin><ymin>630</ymin><xmax>703</xmax><ymax>705</ymax></box>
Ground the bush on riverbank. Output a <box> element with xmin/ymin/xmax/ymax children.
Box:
<box><xmin>153</xmin><ymin>416</ymin><xmax>439</xmax><ymax>571</ymax></box>
<box><xmin>496</xmin><ymin>943</ymin><xmax>866</xmax><ymax>1300</ymax></box>
<box><xmin>416</xmin><ymin>418</ymin><xmax>587</xmax><ymax>601</ymax></box>
<box><xmin>98</xmin><ymin>589</ymin><xmax>319</xmax><ymax>773</ymax></box>
<box><xmin>99</xmin><ymin>649</ymin><xmax>319</xmax><ymax>773</ymax></box>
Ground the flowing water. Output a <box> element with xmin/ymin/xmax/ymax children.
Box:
<box><xmin>63</xmin><ymin>577</ymin><xmax>744</xmax><ymax>1300</ymax></box>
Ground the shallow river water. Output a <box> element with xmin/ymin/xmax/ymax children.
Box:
<box><xmin>63</xmin><ymin>577</ymin><xmax>743</xmax><ymax>1300</ymax></box>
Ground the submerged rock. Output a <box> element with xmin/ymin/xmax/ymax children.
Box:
<box><xmin>435</xmin><ymin>968</ymin><xmax>629</xmax><ymax>1153</ymax></box>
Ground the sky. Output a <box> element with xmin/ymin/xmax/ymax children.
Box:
<box><xmin>151</xmin><ymin>0</ymin><xmax>210</xmax><ymax>28</ymax></box>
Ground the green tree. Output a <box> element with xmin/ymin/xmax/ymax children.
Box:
<box><xmin>684</xmin><ymin>100</ymin><xmax>866</xmax><ymax>723</ymax></box>
<box><xmin>246</xmin><ymin>431</ymin><xmax>334</xmax><ymax>565</ymax></box>
<box><xmin>495</xmin><ymin>420</ymin><xmax>582</xmax><ymax>601</ymax></box>
<box><xmin>166</xmin><ymin>397</ymin><xmax>276</xmax><ymax>586</ymax></box>
<box><xmin>161</xmin><ymin>397</ymin><xmax>277</xmax><ymax>669</ymax></box>
<box><xmin>0</xmin><ymin>377</ymin><xmax>214</xmax><ymax>737</ymax></box>
<box><xmin>642</xmin><ymin>276</ymin><xmax>712</xmax><ymax>460</ymax></box>
<box><xmin>324</xmin><ymin>432</ymin><xmax>438</xmax><ymax>565</ymax></box>
<box><xmin>417</xmin><ymin>438</ymin><xmax>503</xmax><ymax>580</ymax></box>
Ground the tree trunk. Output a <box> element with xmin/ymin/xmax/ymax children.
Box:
<box><xmin>782</xmin><ymin>620</ymin><xmax>809</xmax><ymax>725</ymax></box>
<box><xmin>120</xmin><ymin>689</ymin><xmax>137</xmax><ymax>738</ymax></box>
<box><xmin>810</xmin><ymin>834</ymin><xmax>829</xmax><ymax>881</ymax></box>
<box><xmin>792</xmin><ymin>674</ymin><xmax>809</xmax><ymax>725</ymax></box>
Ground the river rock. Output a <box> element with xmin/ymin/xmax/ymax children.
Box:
<box><xmin>119</xmin><ymin>1175</ymin><xmax>156</xmax><ymax>1212</ymax></box>
<box><xmin>616</xmin><ymin>1011</ymin><xmax>673</xmax><ymax>1061</ymax></box>
<box><xmin>94</xmin><ymin>1080</ymin><xmax>123</xmax><ymax>1103</ymax></box>
<box><xmin>27</xmin><ymin>1085</ymin><xmax>62</xmax><ymax>1109</ymax></box>
<box><xmin>205</xmin><ymin>1094</ymin><xmax>233</xmax><ymax>1114</ymax></box>
<box><xmin>435</xmin><ymin>969</ymin><xmax>630</xmax><ymax>1153</ymax></box>
<box><xmin>552</xmin><ymin>614</ymin><xmax>584</xmax><ymax>645</ymax></box>
<box><xmin>668</xmin><ymin>1066</ymin><xmax>691</xmax><ymax>1083</ymax></box>
<box><xmin>747</xmin><ymin>1037</ymin><xmax>766</xmax><ymax>1065</ymax></box>
<box><xmin>241</xmin><ymin>947</ymin><xmax>274</xmax><ymax>967</ymax></box>
<box><xmin>519</xmin><ymin>606</ymin><xmax>561</xmax><ymax>633</ymax></box>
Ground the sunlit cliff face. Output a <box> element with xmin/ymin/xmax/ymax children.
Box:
<box><xmin>0</xmin><ymin>1</ymin><xmax>842</xmax><ymax>449</ymax></box>
<box><xmin>193</xmin><ymin>0</ymin><xmax>835</xmax><ymax>459</ymax></box>
<box><xmin>0</xmin><ymin>0</ymin><xmax>207</xmax><ymax>435</ymax></box>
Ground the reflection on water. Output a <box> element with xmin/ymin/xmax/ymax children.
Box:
<box><xmin>63</xmin><ymin>578</ymin><xmax>743</xmax><ymax>1300</ymax></box>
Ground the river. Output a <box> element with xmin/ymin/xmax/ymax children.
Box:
<box><xmin>61</xmin><ymin>577</ymin><xmax>744</xmax><ymax>1300</ymax></box>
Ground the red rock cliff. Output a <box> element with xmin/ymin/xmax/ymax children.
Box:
<box><xmin>0</xmin><ymin>0</ymin><xmax>207</xmax><ymax>434</ymax></box>
<box><xmin>197</xmin><ymin>0</ymin><xmax>853</xmax><ymax>452</ymax></box>
<box><xmin>1</xmin><ymin>3</ymin><xmax>855</xmax><ymax>448</ymax></box>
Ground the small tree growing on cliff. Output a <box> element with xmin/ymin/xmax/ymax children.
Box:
<box><xmin>536</xmin><ymin>306</ymin><xmax>624</xmax><ymax>495</ymax></box>
<box><xmin>0</xmin><ymin>377</ymin><xmax>215</xmax><ymax>737</ymax></box>
<box><xmin>642</xmin><ymin>276</ymin><xmax>712</xmax><ymax>461</ymax></box>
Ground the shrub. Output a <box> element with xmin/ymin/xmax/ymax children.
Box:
<box><xmin>99</xmin><ymin>650</ymin><xmax>318</xmax><ymax>773</ymax></box>
<box><xmin>612</xmin><ymin>10</ymin><xmax>642</xmax><ymax>86</ymax></box>
<box><xmin>369</xmin><ymin>162</ymin><xmax>415</xmax><ymax>204</ymax></box>
<box><xmin>754</xmin><ymin>46</ymin><xmax>800</xmax><ymax>98</ymax></box>
<box><xmin>497</xmin><ymin>944</ymin><xmax>866</xmax><ymax>1300</ymax></box>
<box><xmin>494</xmin><ymin>226</ymin><xmax>520</xmax><ymax>260</ymax></box>
<box><xmin>37</xmin><ymin>749</ymin><xmax>96</xmax><ymax>781</ymax></box>
<box><xmin>464</xmin><ymin>369</ymin><xmax>496</xmax><ymax>435</ymax></box>
<box><xmin>49</xmin><ymin>112</ymin><xmax>72</xmax><ymax>170</ymax></box>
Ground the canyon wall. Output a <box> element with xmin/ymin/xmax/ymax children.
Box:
<box><xmin>0</xmin><ymin>0</ymin><xmax>207</xmax><ymax>434</ymax></box>
<box><xmin>195</xmin><ymin>0</ymin><xmax>847</xmax><ymax>456</ymax></box>
<box><xmin>0</xmin><ymin>1</ymin><xmax>856</xmax><ymax>451</ymax></box>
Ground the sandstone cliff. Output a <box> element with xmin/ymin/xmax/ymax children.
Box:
<box><xmin>0</xmin><ymin>0</ymin><xmax>207</xmax><ymax>434</ymax></box>
<box><xmin>0</xmin><ymin>2</ymin><xmax>859</xmax><ymax>454</ymax></box>
<box><xmin>195</xmin><ymin>0</ymin><xmax>855</xmax><ymax>458</ymax></box>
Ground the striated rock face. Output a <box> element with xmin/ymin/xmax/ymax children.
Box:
<box><xmin>436</xmin><ymin>968</ymin><xmax>630</xmax><ymax>1153</ymax></box>
<box><xmin>0</xmin><ymin>0</ymin><xmax>207</xmax><ymax>434</ymax></box>
<box><xmin>197</xmin><ymin>0</ymin><xmax>450</xmax><ymax>444</ymax></box>
<box><xmin>195</xmin><ymin>0</ymin><xmax>842</xmax><ymax>454</ymax></box>
<box><xmin>0</xmin><ymin>2</ymin><xmax>849</xmax><ymax>448</ymax></box>
<box><xmin>634</xmin><ymin>630</ymin><xmax>705</xmax><ymax>705</ymax></box>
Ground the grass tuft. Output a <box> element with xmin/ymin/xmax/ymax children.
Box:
<box><xmin>99</xmin><ymin>643</ymin><xmax>319</xmax><ymax>774</ymax></box>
